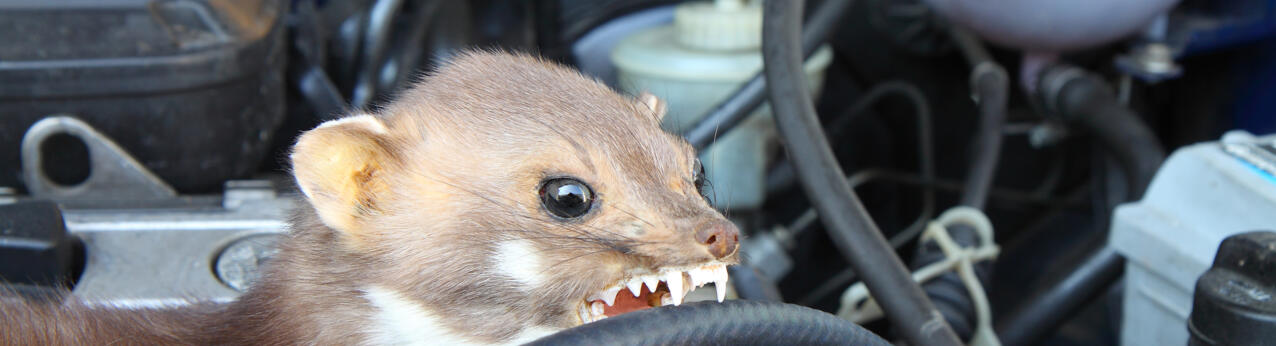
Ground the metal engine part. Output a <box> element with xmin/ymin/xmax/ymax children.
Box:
<box><xmin>21</xmin><ymin>116</ymin><xmax>177</xmax><ymax>201</ymax></box>
<box><xmin>65</xmin><ymin>187</ymin><xmax>294</xmax><ymax>308</ymax></box>
<box><xmin>12</xmin><ymin>116</ymin><xmax>294</xmax><ymax>307</ymax></box>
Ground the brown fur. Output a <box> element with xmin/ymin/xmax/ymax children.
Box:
<box><xmin>1</xmin><ymin>51</ymin><xmax>738</xmax><ymax>345</ymax></box>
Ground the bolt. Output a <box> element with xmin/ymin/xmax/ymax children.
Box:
<box><xmin>215</xmin><ymin>234</ymin><xmax>281</xmax><ymax>292</ymax></box>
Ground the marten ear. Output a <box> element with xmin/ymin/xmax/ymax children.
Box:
<box><xmin>291</xmin><ymin>115</ymin><xmax>392</xmax><ymax>234</ymax></box>
<box><xmin>637</xmin><ymin>92</ymin><xmax>667</xmax><ymax>122</ymax></box>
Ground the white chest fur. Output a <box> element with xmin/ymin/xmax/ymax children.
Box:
<box><xmin>362</xmin><ymin>286</ymin><xmax>555</xmax><ymax>345</ymax></box>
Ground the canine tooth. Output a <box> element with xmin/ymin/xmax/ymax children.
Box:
<box><xmin>666</xmin><ymin>271</ymin><xmax>685</xmax><ymax>306</ymax></box>
<box><xmin>715</xmin><ymin>283</ymin><xmax>727</xmax><ymax>303</ymax></box>
<box><xmin>642</xmin><ymin>275</ymin><xmax>660</xmax><ymax>292</ymax></box>
<box><xmin>599</xmin><ymin>286</ymin><xmax>621</xmax><ymax>306</ymax></box>
<box><xmin>626</xmin><ymin>279</ymin><xmax>643</xmax><ymax>297</ymax></box>
<box><xmin>714</xmin><ymin>266</ymin><xmax>730</xmax><ymax>303</ymax></box>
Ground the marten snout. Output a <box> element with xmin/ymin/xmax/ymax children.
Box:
<box><xmin>695</xmin><ymin>220</ymin><xmax>739</xmax><ymax>259</ymax></box>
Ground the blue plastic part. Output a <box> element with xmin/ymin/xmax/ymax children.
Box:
<box><xmin>1229</xmin><ymin>40</ymin><xmax>1276</xmax><ymax>135</ymax></box>
<box><xmin>1168</xmin><ymin>0</ymin><xmax>1276</xmax><ymax>134</ymax></box>
<box><xmin>1176</xmin><ymin>0</ymin><xmax>1276</xmax><ymax>56</ymax></box>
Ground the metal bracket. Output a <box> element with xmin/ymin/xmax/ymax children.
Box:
<box><xmin>21</xmin><ymin>115</ymin><xmax>177</xmax><ymax>200</ymax></box>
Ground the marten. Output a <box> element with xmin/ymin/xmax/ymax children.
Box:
<box><xmin>1</xmin><ymin>51</ymin><xmax>740</xmax><ymax>345</ymax></box>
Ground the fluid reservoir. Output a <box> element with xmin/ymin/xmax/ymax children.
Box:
<box><xmin>922</xmin><ymin>0</ymin><xmax>1180</xmax><ymax>53</ymax></box>
<box><xmin>611</xmin><ymin>0</ymin><xmax>832</xmax><ymax>210</ymax></box>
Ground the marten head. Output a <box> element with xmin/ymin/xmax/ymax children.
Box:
<box><xmin>289</xmin><ymin>52</ymin><xmax>739</xmax><ymax>344</ymax></box>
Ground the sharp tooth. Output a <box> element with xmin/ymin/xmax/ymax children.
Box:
<box><xmin>687</xmin><ymin>268</ymin><xmax>707</xmax><ymax>287</ymax></box>
<box><xmin>714</xmin><ymin>266</ymin><xmax>730</xmax><ymax>303</ymax></box>
<box><xmin>599</xmin><ymin>286</ymin><xmax>621</xmax><ymax>306</ymax></box>
<box><xmin>665</xmin><ymin>271</ymin><xmax>685</xmax><ymax>306</ymax></box>
<box><xmin>715</xmin><ymin>283</ymin><xmax>727</xmax><ymax>303</ymax></box>
<box><xmin>642</xmin><ymin>275</ymin><xmax>660</xmax><ymax>292</ymax></box>
<box><xmin>701</xmin><ymin>267</ymin><xmax>717</xmax><ymax>286</ymax></box>
<box><xmin>578</xmin><ymin>303</ymin><xmax>591</xmax><ymax>324</ymax></box>
<box><xmin>626</xmin><ymin>278</ymin><xmax>643</xmax><ymax>297</ymax></box>
<box><xmin>660</xmin><ymin>294</ymin><xmax>674</xmax><ymax>306</ymax></box>
<box><xmin>590</xmin><ymin>301</ymin><xmax>606</xmax><ymax>316</ymax></box>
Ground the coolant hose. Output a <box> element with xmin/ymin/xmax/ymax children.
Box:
<box><xmin>909</xmin><ymin>25</ymin><xmax>1008</xmax><ymax>342</ymax></box>
<box><xmin>957</xmin><ymin>65</ymin><xmax>1008</xmax><ymax>209</ymax></box>
<box><xmin>994</xmin><ymin>65</ymin><xmax>1167</xmax><ymax>345</ymax></box>
<box><xmin>1045</xmin><ymin>66</ymin><xmax>1165</xmax><ymax>197</ymax></box>
<box><xmin>527</xmin><ymin>300</ymin><xmax>890</xmax><ymax>346</ymax></box>
<box><xmin>762</xmin><ymin>1</ymin><xmax>961</xmax><ymax>345</ymax></box>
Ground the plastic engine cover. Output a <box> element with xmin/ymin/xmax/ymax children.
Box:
<box><xmin>0</xmin><ymin>0</ymin><xmax>286</xmax><ymax>193</ymax></box>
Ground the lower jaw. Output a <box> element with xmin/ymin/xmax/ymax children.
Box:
<box><xmin>575</xmin><ymin>264</ymin><xmax>730</xmax><ymax>324</ymax></box>
<box><xmin>576</xmin><ymin>284</ymin><xmax>671</xmax><ymax>324</ymax></box>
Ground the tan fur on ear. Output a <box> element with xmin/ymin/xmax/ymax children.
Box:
<box><xmin>291</xmin><ymin>114</ymin><xmax>392</xmax><ymax>236</ymax></box>
<box><xmin>637</xmin><ymin>92</ymin><xmax>667</xmax><ymax>122</ymax></box>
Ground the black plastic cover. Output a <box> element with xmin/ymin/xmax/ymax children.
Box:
<box><xmin>0</xmin><ymin>0</ymin><xmax>287</xmax><ymax>193</ymax></box>
<box><xmin>0</xmin><ymin>200</ymin><xmax>74</xmax><ymax>287</ymax></box>
<box><xmin>1188</xmin><ymin>231</ymin><xmax>1276</xmax><ymax>346</ymax></box>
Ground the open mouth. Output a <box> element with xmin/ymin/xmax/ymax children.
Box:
<box><xmin>576</xmin><ymin>263</ymin><xmax>729</xmax><ymax>324</ymax></box>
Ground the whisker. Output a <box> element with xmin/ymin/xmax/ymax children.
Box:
<box><xmin>543</xmin><ymin>248</ymin><xmax>617</xmax><ymax>272</ymax></box>
<box><xmin>492</xmin><ymin>229</ymin><xmax>615</xmax><ymax>247</ymax></box>
<box><xmin>606</xmin><ymin>203</ymin><xmax>656</xmax><ymax>228</ymax></box>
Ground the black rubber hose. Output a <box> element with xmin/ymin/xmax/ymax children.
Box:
<box><xmin>911</xmin><ymin>223</ymin><xmax>984</xmax><ymax>340</ymax></box>
<box><xmin>762</xmin><ymin>1</ymin><xmax>961</xmax><ymax>345</ymax></box>
<box><xmin>995</xmin><ymin>66</ymin><xmax>1167</xmax><ymax>345</ymax></box>
<box><xmin>908</xmin><ymin>25</ymin><xmax>1007</xmax><ymax>341</ymax></box>
<box><xmin>948</xmin><ymin>25</ymin><xmax>994</xmax><ymax>71</ymax></box>
<box><xmin>714</xmin><ymin>0</ymin><xmax>855</xmax><ymax>309</ymax></box>
<box><xmin>996</xmin><ymin>245</ymin><xmax>1124</xmax><ymax>346</ymax></box>
<box><xmin>1048</xmin><ymin>67</ymin><xmax>1165</xmax><ymax>198</ymax></box>
<box><xmin>959</xmin><ymin>65</ymin><xmax>1008</xmax><ymax>209</ymax></box>
<box><xmin>683</xmin><ymin>0</ymin><xmax>854</xmax><ymax>150</ymax></box>
<box><xmin>940</xmin><ymin>24</ymin><xmax>1010</xmax><ymax>210</ymax></box>
<box><xmin>527</xmin><ymin>300</ymin><xmax>890</xmax><ymax>346</ymax></box>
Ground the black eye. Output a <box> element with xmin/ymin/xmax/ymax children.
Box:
<box><xmin>692</xmin><ymin>159</ymin><xmax>710</xmax><ymax>202</ymax></box>
<box><xmin>539</xmin><ymin>178</ymin><xmax>595</xmax><ymax>219</ymax></box>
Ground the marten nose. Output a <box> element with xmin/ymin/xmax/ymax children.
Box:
<box><xmin>695</xmin><ymin>221</ymin><xmax>739</xmax><ymax>259</ymax></box>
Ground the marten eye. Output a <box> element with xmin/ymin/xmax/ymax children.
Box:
<box><xmin>540</xmin><ymin>177</ymin><xmax>594</xmax><ymax>219</ymax></box>
<box><xmin>692</xmin><ymin>159</ymin><xmax>710</xmax><ymax>202</ymax></box>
